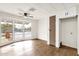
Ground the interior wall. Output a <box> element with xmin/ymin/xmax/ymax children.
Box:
<box><xmin>76</xmin><ymin>5</ymin><xmax>79</xmax><ymax>54</ymax></box>
<box><xmin>38</xmin><ymin>16</ymin><xmax>49</xmax><ymax>42</ymax></box>
<box><xmin>31</xmin><ymin>20</ymin><xmax>38</xmax><ymax>39</ymax></box>
<box><xmin>77</xmin><ymin>14</ymin><xmax>79</xmax><ymax>54</ymax></box>
<box><xmin>59</xmin><ymin>19</ymin><xmax>62</xmax><ymax>44</ymax></box>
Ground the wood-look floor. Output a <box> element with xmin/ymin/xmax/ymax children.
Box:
<box><xmin>0</xmin><ymin>39</ymin><xmax>77</xmax><ymax>56</ymax></box>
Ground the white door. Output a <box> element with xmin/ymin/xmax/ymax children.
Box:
<box><xmin>61</xmin><ymin>17</ymin><xmax>77</xmax><ymax>48</ymax></box>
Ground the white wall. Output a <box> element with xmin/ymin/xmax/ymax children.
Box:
<box><xmin>38</xmin><ymin>16</ymin><xmax>49</xmax><ymax>42</ymax></box>
<box><xmin>77</xmin><ymin>14</ymin><xmax>79</xmax><ymax>55</ymax></box>
<box><xmin>76</xmin><ymin>5</ymin><xmax>79</xmax><ymax>54</ymax></box>
<box><xmin>31</xmin><ymin>20</ymin><xmax>38</xmax><ymax>39</ymax></box>
<box><xmin>59</xmin><ymin>18</ymin><xmax>62</xmax><ymax>44</ymax></box>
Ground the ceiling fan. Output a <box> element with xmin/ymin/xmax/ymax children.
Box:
<box><xmin>17</xmin><ymin>8</ymin><xmax>36</xmax><ymax>19</ymax></box>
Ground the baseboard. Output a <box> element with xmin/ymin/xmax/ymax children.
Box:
<box><xmin>60</xmin><ymin>42</ymin><xmax>77</xmax><ymax>49</ymax></box>
<box><xmin>36</xmin><ymin>38</ymin><xmax>47</xmax><ymax>42</ymax></box>
<box><xmin>32</xmin><ymin>38</ymin><xmax>39</xmax><ymax>40</ymax></box>
<box><xmin>61</xmin><ymin>44</ymin><xmax>77</xmax><ymax>50</ymax></box>
<box><xmin>49</xmin><ymin>44</ymin><xmax>55</xmax><ymax>47</ymax></box>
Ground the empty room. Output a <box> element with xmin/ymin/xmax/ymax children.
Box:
<box><xmin>0</xmin><ymin>3</ymin><xmax>79</xmax><ymax>56</ymax></box>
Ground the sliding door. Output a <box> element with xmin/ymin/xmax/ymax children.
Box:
<box><xmin>14</xmin><ymin>21</ymin><xmax>23</xmax><ymax>41</ymax></box>
<box><xmin>0</xmin><ymin>20</ymin><xmax>13</xmax><ymax>45</ymax></box>
<box><xmin>0</xmin><ymin>19</ymin><xmax>32</xmax><ymax>46</ymax></box>
<box><xmin>24</xmin><ymin>22</ymin><xmax>32</xmax><ymax>40</ymax></box>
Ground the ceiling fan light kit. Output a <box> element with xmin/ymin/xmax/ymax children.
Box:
<box><xmin>24</xmin><ymin>13</ymin><xmax>28</xmax><ymax>16</ymax></box>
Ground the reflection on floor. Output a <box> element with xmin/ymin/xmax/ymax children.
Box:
<box><xmin>0</xmin><ymin>37</ymin><xmax>13</xmax><ymax>46</ymax></box>
<box><xmin>0</xmin><ymin>40</ymin><xmax>77</xmax><ymax>56</ymax></box>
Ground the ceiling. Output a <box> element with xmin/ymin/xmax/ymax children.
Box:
<box><xmin>0</xmin><ymin>3</ymin><xmax>78</xmax><ymax>19</ymax></box>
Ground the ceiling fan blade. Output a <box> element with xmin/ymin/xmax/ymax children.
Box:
<box><xmin>18</xmin><ymin>8</ymin><xmax>26</xmax><ymax>12</ymax></box>
<box><xmin>29</xmin><ymin>8</ymin><xmax>36</xmax><ymax>12</ymax></box>
<box><xmin>18</xmin><ymin>12</ymin><xmax>24</xmax><ymax>16</ymax></box>
<box><xmin>27</xmin><ymin>13</ymin><xmax>30</xmax><ymax>16</ymax></box>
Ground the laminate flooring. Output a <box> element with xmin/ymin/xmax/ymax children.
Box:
<box><xmin>0</xmin><ymin>39</ymin><xmax>77</xmax><ymax>56</ymax></box>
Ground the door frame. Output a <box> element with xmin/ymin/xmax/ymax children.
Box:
<box><xmin>59</xmin><ymin>15</ymin><xmax>78</xmax><ymax>48</ymax></box>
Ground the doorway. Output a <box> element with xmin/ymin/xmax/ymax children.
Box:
<box><xmin>60</xmin><ymin>16</ymin><xmax>77</xmax><ymax>48</ymax></box>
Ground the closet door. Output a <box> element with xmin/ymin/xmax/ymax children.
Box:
<box><xmin>61</xmin><ymin>17</ymin><xmax>77</xmax><ymax>48</ymax></box>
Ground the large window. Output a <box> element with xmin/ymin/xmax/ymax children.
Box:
<box><xmin>24</xmin><ymin>22</ymin><xmax>32</xmax><ymax>39</ymax></box>
<box><xmin>0</xmin><ymin>19</ymin><xmax>32</xmax><ymax>46</ymax></box>
<box><xmin>14</xmin><ymin>21</ymin><xmax>23</xmax><ymax>41</ymax></box>
<box><xmin>0</xmin><ymin>20</ymin><xmax>13</xmax><ymax>45</ymax></box>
